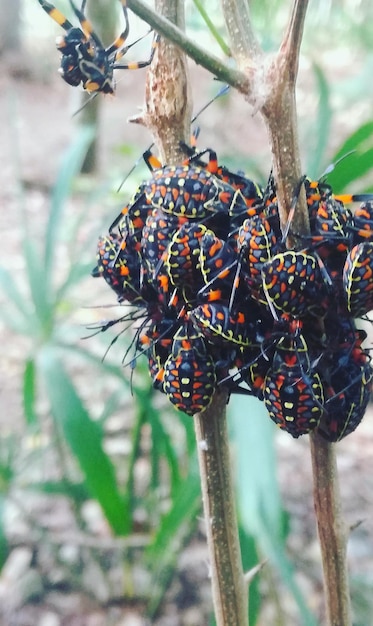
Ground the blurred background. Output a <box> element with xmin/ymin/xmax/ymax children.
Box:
<box><xmin>1</xmin><ymin>0</ymin><xmax>373</xmax><ymax>624</ymax></box>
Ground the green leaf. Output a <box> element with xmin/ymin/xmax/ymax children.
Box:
<box><xmin>0</xmin><ymin>266</ymin><xmax>33</xmax><ymax>324</ymax></box>
<box><xmin>44</xmin><ymin>127</ymin><xmax>95</xmax><ymax>287</ymax></box>
<box><xmin>230</xmin><ymin>396</ymin><xmax>317</xmax><ymax>626</ymax></box>
<box><xmin>22</xmin><ymin>237</ymin><xmax>51</xmax><ymax>331</ymax></box>
<box><xmin>0</xmin><ymin>496</ymin><xmax>8</xmax><ymax>571</ymax></box>
<box><xmin>26</xmin><ymin>480</ymin><xmax>90</xmax><ymax>502</ymax></box>
<box><xmin>191</xmin><ymin>0</ymin><xmax>231</xmax><ymax>56</ymax></box>
<box><xmin>54</xmin><ymin>262</ymin><xmax>96</xmax><ymax>304</ymax></box>
<box><xmin>39</xmin><ymin>348</ymin><xmax>127</xmax><ymax>535</ymax></box>
<box><xmin>145</xmin><ymin>459</ymin><xmax>201</xmax><ymax>617</ymax></box>
<box><xmin>149</xmin><ymin>407</ymin><xmax>181</xmax><ymax>494</ymax></box>
<box><xmin>327</xmin><ymin>120</ymin><xmax>373</xmax><ymax>191</ymax></box>
<box><xmin>307</xmin><ymin>63</ymin><xmax>332</xmax><ymax>177</ymax></box>
<box><xmin>230</xmin><ymin>396</ymin><xmax>283</xmax><ymax>538</ymax></box>
<box><xmin>239</xmin><ymin>526</ymin><xmax>261</xmax><ymax>626</ymax></box>
<box><xmin>23</xmin><ymin>359</ymin><xmax>38</xmax><ymax>426</ymax></box>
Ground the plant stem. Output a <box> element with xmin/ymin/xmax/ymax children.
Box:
<box><xmin>126</xmin><ymin>0</ymin><xmax>249</xmax><ymax>91</ymax></box>
<box><xmin>259</xmin><ymin>0</ymin><xmax>310</xmax><ymax>234</ymax></box>
<box><xmin>221</xmin><ymin>0</ymin><xmax>261</xmax><ymax>62</ymax></box>
<box><xmin>137</xmin><ymin>0</ymin><xmax>192</xmax><ymax>163</ymax></box>
<box><xmin>310</xmin><ymin>433</ymin><xmax>352</xmax><ymax>626</ymax></box>
<box><xmin>194</xmin><ymin>390</ymin><xmax>249</xmax><ymax>626</ymax></box>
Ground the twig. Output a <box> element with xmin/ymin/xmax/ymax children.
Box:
<box><xmin>281</xmin><ymin>0</ymin><xmax>309</xmax><ymax>84</ymax></box>
<box><xmin>137</xmin><ymin>0</ymin><xmax>192</xmax><ymax>163</ymax></box>
<box><xmin>310</xmin><ymin>433</ymin><xmax>352</xmax><ymax>626</ymax></box>
<box><xmin>194</xmin><ymin>390</ymin><xmax>249</xmax><ymax>626</ymax></box>
<box><xmin>221</xmin><ymin>0</ymin><xmax>261</xmax><ymax>62</ymax></box>
<box><xmin>126</xmin><ymin>0</ymin><xmax>250</xmax><ymax>91</ymax></box>
<box><xmin>260</xmin><ymin>0</ymin><xmax>310</xmax><ymax>235</ymax></box>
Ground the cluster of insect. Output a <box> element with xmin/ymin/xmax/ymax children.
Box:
<box><xmin>91</xmin><ymin>145</ymin><xmax>373</xmax><ymax>440</ymax></box>
<box><xmin>38</xmin><ymin>0</ymin><xmax>373</xmax><ymax>439</ymax></box>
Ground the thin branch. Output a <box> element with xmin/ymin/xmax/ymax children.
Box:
<box><xmin>221</xmin><ymin>0</ymin><xmax>261</xmax><ymax>63</ymax></box>
<box><xmin>137</xmin><ymin>0</ymin><xmax>192</xmax><ymax>163</ymax></box>
<box><xmin>259</xmin><ymin>0</ymin><xmax>310</xmax><ymax>235</ymax></box>
<box><xmin>194</xmin><ymin>390</ymin><xmax>249</xmax><ymax>626</ymax></box>
<box><xmin>310</xmin><ymin>433</ymin><xmax>352</xmax><ymax>626</ymax></box>
<box><xmin>280</xmin><ymin>0</ymin><xmax>310</xmax><ymax>84</ymax></box>
<box><xmin>244</xmin><ymin>560</ymin><xmax>268</xmax><ymax>586</ymax></box>
<box><xmin>192</xmin><ymin>0</ymin><xmax>231</xmax><ymax>58</ymax></box>
<box><xmin>126</xmin><ymin>0</ymin><xmax>250</xmax><ymax>91</ymax></box>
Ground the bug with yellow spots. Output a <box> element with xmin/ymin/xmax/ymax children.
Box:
<box><xmin>37</xmin><ymin>0</ymin><xmax>157</xmax><ymax>94</ymax></box>
<box><xmin>163</xmin><ymin>325</ymin><xmax>217</xmax><ymax>416</ymax></box>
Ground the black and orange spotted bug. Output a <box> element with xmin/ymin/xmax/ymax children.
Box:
<box><xmin>343</xmin><ymin>241</ymin><xmax>373</xmax><ymax>317</ymax></box>
<box><xmin>141</xmin><ymin>209</ymin><xmax>188</xmax><ymax>277</ymax></box>
<box><xmin>319</xmin><ymin>352</ymin><xmax>372</xmax><ymax>441</ymax></box>
<box><xmin>144</xmin><ymin>164</ymin><xmax>248</xmax><ymax>220</ymax></box>
<box><xmin>263</xmin><ymin>319</ymin><xmax>325</xmax><ymax>437</ymax></box>
<box><xmin>109</xmin><ymin>183</ymin><xmax>152</xmax><ymax>240</ymax></box>
<box><xmin>261</xmin><ymin>250</ymin><xmax>328</xmax><ymax>318</ymax></box>
<box><xmin>165</xmin><ymin>223</ymin><xmax>207</xmax><ymax>292</ymax></box>
<box><xmin>302</xmin><ymin>175</ymin><xmax>372</xmax><ymax>219</ymax></box>
<box><xmin>138</xmin><ymin>318</ymin><xmax>178</xmax><ymax>390</ymax></box>
<box><xmin>317</xmin><ymin>318</ymin><xmax>373</xmax><ymax>441</ymax></box>
<box><xmin>289</xmin><ymin>176</ymin><xmax>373</xmax><ymax>251</ymax></box>
<box><xmin>218</xmin><ymin>344</ymin><xmax>273</xmax><ymax>401</ymax></box>
<box><xmin>93</xmin><ymin>229</ymin><xmax>160</xmax><ymax>307</ymax></box>
<box><xmin>163</xmin><ymin>325</ymin><xmax>217</xmax><ymax>415</ymax></box>
<box><xmin>237</xmin><ymin>214</ymin><xmax>280</xmax><ymax>282</ymax></box>
<box><xmin>180</xmin><ymin>144</ymin><xmax>264</xmax><ymax>222</ymax></box>
<box><xmin>189</xmin><ymin>303</ymin><xmax>256</xmax><ymax>347</ymax></box>
<box><xmin>198</xmin><ymin>230</ymin><xmax>239</xmax><ymax>303</ymax></box>
<box><xmin>307</xmin><ymin>198</ymin><xmax>353</xmax><ymax>259</ymax></box>
<box><xmin>350</xmin><ymin>201</ymin><xmax>373</xmax><ymax>245</ymax></box>
<box><xmin>37</xmin><ymin>0</ymin><xmax>157</xmax><ymax>94</ymax></box>
<box><xmin>93</xmin><ymin>233</ymin><xmax>147</xmax><ymax>306</ymax></box>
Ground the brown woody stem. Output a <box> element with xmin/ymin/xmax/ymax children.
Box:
<box><xmin>310</xmin><ymin>434</ymin><xmax>352</xmax><ymax>625</ymax></box>
<box><xmin>194</xmin><ymin>390</ymin><xmax>249</xmax><ymax>626</ymax></box>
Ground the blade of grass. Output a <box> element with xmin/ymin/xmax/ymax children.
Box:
<box><xmin>148</xmin><ymin>406</ymin><xmax>181</xmax><ymax>494</ymax></box>
<box><xmin>192</xmin><ymin>0</ymin><xmax>231</xmax><ymax>56</ymax></box>
<box><xmin>23</xmin><ymin>358</ymin><xmax>38</xmax><ymax>427</ymax></box>
<box><xmin>54</xmin><ymin>262</ymin><xmax>95</xmax><ymax>305</ymax></box>
<box><xmin>229</xmin><ymin>396</ymin><xmax>317</xmax><ymax>626</ymax></box>
<box><xmin>0</xmin><ymin>266</ymin><xmax>34</xmax><ymax>327</ymax></box>
<box><xmin>327</xmin><ymin>120</ymin><xmax>373</xmax><ymax>191</ymax></box>
<box><xmin>145</xmin><ymin>458</ymin><xmax>201</xmax><ymax>617</ymax></box>
<box><xmin>26</xmin><ymin>480</ymin><xmax>90</xmax><ymax>503</ymax></box>
<box><xmin>22</xmin><ymin>237</ymin><xmax>53</xmax><ymax>333</ymax></box>
<box><xmin>238</xmin><ymin>527</ymin><xmax>261</xmax><ymax>625</ymax></box>
<box><xmin>0</xmin><ymin>496</ymin><xmax>8</xmax><ymax>571</ymax></box>
<box><xmin>57</xmin><ymin>342</ymin><xmax>135</xmax><ymax>386</ymax></box>
<box><xmin>39</xmin><ymin>347</ymin><xmax>128</xmax><ymax>535</ymax></box>
<box><xmin>307</xmin><ymin>62</ymin><xmax>332</xmax><ymax>177</ymax></box>
<box><xmin>44</xmin><ymin>127</ymin><xmax>95</xmax><ymax>289</ymax></box>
